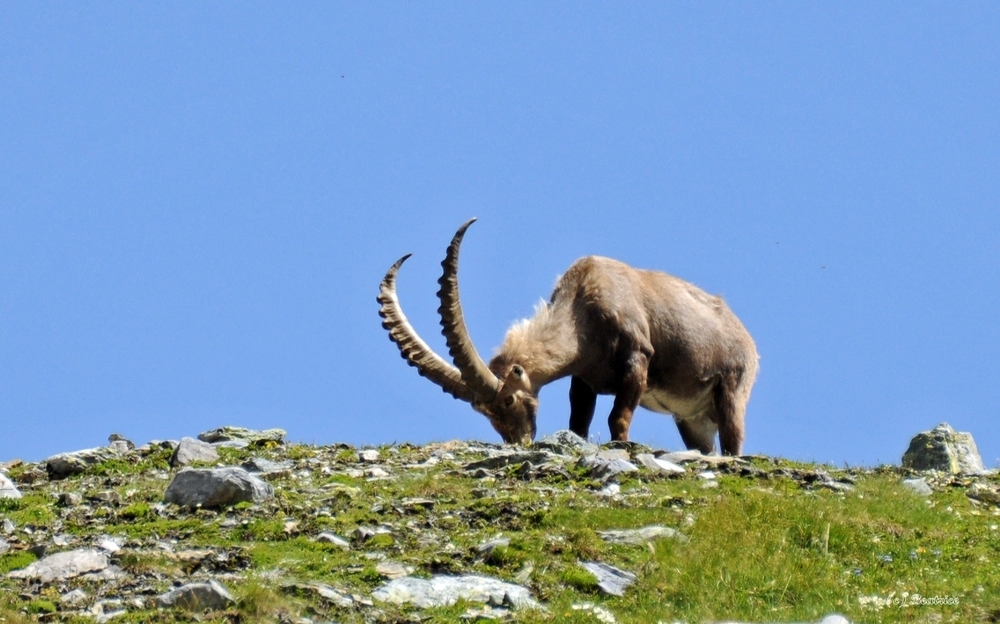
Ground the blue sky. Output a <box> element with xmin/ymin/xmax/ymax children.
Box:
<box><xmin>2</xmin><ymin>4</ymin><xmax>998</xmax><ymax>466</ymax></box>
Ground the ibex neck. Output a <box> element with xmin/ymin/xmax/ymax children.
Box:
<box><xmin>491</xmin><ymin>301</ymin><xmax>578</xmax><ymax>390</ymax></box>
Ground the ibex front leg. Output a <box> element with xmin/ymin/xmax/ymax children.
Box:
<box><xmin>568</xmin><ymin>376</ymin><xmax>597</xmax><ymax>439</ymax></box>
<box><xmin>607</xmin><ymin>350</ymin><xmax>649</xmax><ymax>441</ymax></box>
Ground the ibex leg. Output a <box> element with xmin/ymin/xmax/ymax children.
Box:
<box><xmin>568</xmin><ymin>376</ymin><xmax>597</xmax><ymax>439</ymax></box>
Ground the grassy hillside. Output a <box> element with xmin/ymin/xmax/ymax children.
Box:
<box><xmin>1</xmin><ymin>435</ymin><xmax>998</xmax><ymax>623</ymax></box>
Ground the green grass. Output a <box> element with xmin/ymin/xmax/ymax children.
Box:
<box><xmin>2</xmin><ymin>443</ymin><xmax>1000</xmax><ymax>623</ymax></box>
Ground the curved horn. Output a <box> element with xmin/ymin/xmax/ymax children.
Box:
<box><xmin>436</xmin><ymin>218</ymin><xmax>501</xmax><ymax>401</ymax></box>
<box><xmin>378</xmin><ymin>254</ymin><xmax>475</xmax><ymax>403</ymax></box>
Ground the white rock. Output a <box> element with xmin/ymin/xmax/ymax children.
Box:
<box><xmin>372</xmin><ymin>574</ymin><xmax>540</xmax><ymax>609</ymax></box>
<box><xmin>0</xmin><ymin>473</ymin><xmax>21</xmax><ymax>499</ymax></box>
<box><xmin>8</xmin><ymin>548</ymin><xmax>109</xmax><ymax>583</ymax></box>
<box><xmin>155</xmin><ymin>579</ymin><xmax>235</xmax><ymax>611</ymax></box>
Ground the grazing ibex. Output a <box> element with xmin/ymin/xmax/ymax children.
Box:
<box><xmin>378</xmin><ymin>219</ymin><xmax>758</xmax><ymax>455</ymax></box>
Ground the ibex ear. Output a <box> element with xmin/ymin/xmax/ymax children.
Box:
<box><xmin>511</xmin><ymin>365</ymin><xmax>524</xmax><ymax>379</ymax></box>
<box><xmin>503</xmin><ymin>364</ymin><xmax>531</xmax><ymax>393</ymax></box>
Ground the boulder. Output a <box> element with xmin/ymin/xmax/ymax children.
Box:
<box><xmin>170</xmin><ymin>437</ymin><xmax>220</xmax><ymax>467</ymax></box>
<box><xmin>164</xmin><ymin>467</ymin><xmax>274</xmax><ymax>508</ymax></box>
<box><xmin>902</xmin><ymin>423</ymin><xmax>985</xmax><ymax>474</ymax></box>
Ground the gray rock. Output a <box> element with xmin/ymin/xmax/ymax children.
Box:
<box><xmin>170</xmin><ymin>437</ymin><xmax>220</xmax><ymax>467</ymax></box>
<box><xmin>285</xmin><ymin>582</ymin><xmax>353</xmax><ymax>608</ymax></box>
<box><xmin>597</xmin><ymin>525</ymin><xmax>688</xmax><ymax>545</ymax></box>
<box><xmin>155</xmin><ymin>579</ymin><xmax>235</xmax><ymax>611</ymax></box>
<box><xmin>376</xmin><ymin>561</ymin><xmax>414</xmax><ymax>579</ymax></box>
<box><xmin>242</xmin><ymin>458</ymin><xmax>294</xmax><ymax>475</ymax></box>
<box><xmin>535</xmin><ymin>430</ymin><xmax>599</xmax><ymax>455</ymax></box>
<box><xmin>579</xmin><ymin>561</ymin><xmax>637</xmax><ymax>597</ymax></box>
<box><xmin>197</xmin><ymin>426</ymin><xmax>286</xmax><ymax>445</ymax></box>
<box><xmin>164</xmin><ymin>467</ymin><xmax>274</xmax><ymax>508</ymax></box>
<box><xmin>635</xmin><ymin>453</ymin><xmax>685</xmax><ymax>474</ymax></box>
<box><xmin>358</xmin><ymin>449</ymin><xmax>381</xmax><ymax>463</ymax></box>
<box><xmin>45</xmin><ymin>447</ymin><xmax>118</xmax><ymax>479</ymax></box>
<box><xmin>315</xmin><ymin>532</ymin><xmax>351</xmax><ymax>549</ymax></box>
<box><xmin>0</xmin><ymin>538</ymin><xmax>9</xmax><ymax>555</ymax></box>
<box><xmin>58</xmin><ymin>492</ymin><xmax>84</xmax><ymax>507</ymax></box>
<box><xmin>8</xmin><ymin>548</ymin><xmax>109</xmax><ymax>583</ymax></box>
<box><xmin>2</xmin><ymin>518</ymin><xmax>14</xmax><ymax>533</ymax></box>
<box><xmin>902</xmin><ymin>478</ymin><xmax>933</xmax><ymax>496</ymax></box>
<box><xmin>476</xmin><ymin>537</ymin><xmax>511</xmax><ymax>556</ymax></box>
<box><xmin>0</xmin><ymin>472</ymin><xmax>21</xmax><ymax>499</ymax></box>
<box><xmin>464</xmin><ymin>451</ymin><xmax>561</xmax><ymax>472</ymax></box>
<box><xmin>60</xmin><ymin>588</ymin><xmax>89</xmax><ymax>606</ymax></box>
<box><xmin>655</xmin><ymin>449</ymin><xmax>743</xmax><ymax>465</ymax></box>
<box><xmin>372</xmin><ymin>574</ymin><xmax>540</xmax><ymax>610</ymax></box>
<box><xmin>578</xmin><ymin>455</ymin><xmax>639</xmax><ymax>482</ymax></box>
<box><xmin>902</xmin><ymin>423</ymin><xmax>985</xmax><ymax>474</ymax></box>
<box><xmin>967</xmin><ymin>482</ymin><xmax>1000</xmax><ymax>505</ymax></box>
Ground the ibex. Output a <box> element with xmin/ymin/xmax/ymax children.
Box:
<box><xmin>378</xmin><ymin>219</ymin><xmax>758</xmax><ymax>455</ymax></box>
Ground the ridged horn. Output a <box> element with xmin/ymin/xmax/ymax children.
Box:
<box><xmin>436</xmin><ymin>218</ymin><xmax>501</xmax><ymax>401</ymax></box>
<box><xmin>378</xmin><ymin>254</ymin><xmax>475</xmax><ymax>403</ymax></box>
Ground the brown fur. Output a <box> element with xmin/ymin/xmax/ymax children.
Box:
<box><xmin>484</xmin><ymin>256</ymin><xmax>758</xmax><ymax>455</ymax></box>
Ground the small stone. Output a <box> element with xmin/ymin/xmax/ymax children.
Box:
<box><xmin>58</xmin><ymin>492</ymin><xmax>84</xmax><ymax>507</ymax></box>
<box><xmin>242</xmin><ymin>458</ymin><xmax>294</xmax><ymax>475</ymax></box>
<box><xmin>155</xmin><ymin>579</ymin><xmax>235</xmax><ymax>611</ymax></box>
<box><xmin>376</xmin><ymin>561</ymin><xmax>414</xmax><ymax>579</ymax></box>
<box><xmin>596</xmin><ymin>449</ymin><xmax>631</xmax><ymax>462</ymax></box>
<box><xmin>359</xmin><ymin>449</ymin><xmax>381</xmax><ymax>463</ymax></box>
<box><xmin>578</xmin><ymin>455</ymin><xmax>639</xmax><ymax>482</ymax></box>
<box><xmin>316</xmin><ymin>532</ymin><xmax>351</xmax><ymax>549</ymax></box>
<box><xmin>902</xmin><ymin>478</ymin><xmax>933</xmax><ymax>497</ymax></box>
<box><xmin>634</xmin><ymin>453</ymin><xmax>685</xmax><ymax>474</ymax></box>
<box><xmin>0</xmin><ymin>538</ymin><xmax>9</xmax><ymax>555</ymax></box>
<box><xmin>597</xmin><ymin>525</ymin><xmax>688</xmax><ymax>545</ymax></box>
<box><xmin>476</xmin><ymin>537</ymin><xmax>511</xmax><ymax>556</ymax></box>
<box><xmin>170</xmin><ymin>437</ymin><xmax>220</xmax><ymax>467</ymax></box>
<box><xmin>285</xmin><ymin>582</ymin><xmax>353</xmax><ymax>608</ymax></box>
<box><xmin>60</xmin><ymin>588</ymin><xmax>89</xmax><ymax>606</ymax></box>
<box><xmin>579</xmin><ymin>561</ymin><xmax>637</xmax><ymax>597</ymax></box>
<box><xmin>534</xmin><ymin>430</ymin><xmax>599</xmax><ymax>455</ymax></box>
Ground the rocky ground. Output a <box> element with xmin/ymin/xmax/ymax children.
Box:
<box><xmin>1</xmin><ymin>425</ymin><xmax>999</xmax><ymax>623</ymax></box>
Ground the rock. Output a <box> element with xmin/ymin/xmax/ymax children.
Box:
<box><xmin>0</xmin><ymin>538</ymin><xmax>9</xmax><ymax>555</ymax></box>
<box><xmin>170</xmin><ymin>437</ymin><xmax>220</xmax><ymax>467</ymax></box>
<box><xmin>596</xmin><ymin>449</ymin><xmax>631</xmax><ymax>462</ymax></box>
<box><xmin>284</xmin><ymin>582</ymin><xmax>353</xmax><ymax>608</ymax></box>
<box><xmin>358</xmin><ymin>449</ymin><xmax>381</xmax><ymax>463</ymax></box>
<box><xmin>164</xmin><ymin>467</ymin><xmax>274</xmax><ymax>508</ymax></box>
<box><xmin>902</xmin><ymin>478</ymin><xmax>933</xmax><ymax>497</ymax></box>
<box><xmin>60</xmin><ymin>588</ymin><xmax>89</xmax><ymax>606</ymax></box>
<box><xmin>578</xmin><ymin>455</ymin><xmax>639</xmax><ymax>482</ymax></box>
<box><xmin>902</xmin><ymin>422</ymin><xmax>985</xmax><ymax>474</ymax></box>
<box><xmin>376</xmin><ymin>561</ymin><xmax>414</xmax><ymax>579</ymax></box>
<box><xmin>107</xmin><ymin>433</ymin><xmax>135</xmax><ymax>455</ymax></box>
<box><xmin>155</xmin><ymin>579</ymin><xmax>235</xmax><ymax>611</ymax></box>
<box><xmin>579</xmin><ymin>561</ymin><xmax>637</xmax><ymax>597</ymax></box>
<box><xmin>597</xmin><ymin>525</ymin><xmax>688</xmax><ymax>545</ymax></box>
<box><xmin>8</xmin><ymin>548</ymin><xmax>109</xmax><ymax>583</ymax></box>
<box><xmin>58</xmin><ymin>492</ymin><xmax>84</xmax><ymax>507</ymax></box>
<box><xmin>197</xmin><ymin>426</ymin><xmax>286</xmax><ymax>445</ymax></box>
<box><xmin>372</xmin><ymin>574</ymin><xmax>541</xmax><ymax>609</ymax></box>
<box><xmin>0</xmin><ymin>472</ymin><xmax>21</xmax><ymax>499</ymax></box>
<box><xmin>45</xmin><ymin>447</ymin><xmax>117</xmax><ymax>479</ymax></box>
<box><xmin>967</xmin><ymin>482</ymin><xmax>1000</xmax><ymax>506</ymax></box>
<box><xmin>655</xmin><ymin>449</ymin><xmax>743</xmax><ymax>465</ymax></box>
<box><xmin>315</xmin><ymin>532</ymin><xmax>351</xmax><ymax>549</ymax></box>
<box><xmin>535</xmin><ymin>430</ymin><xmax>599</xmax><ymax>455</ymax></box>
<box><xmin>242</xmin><ymin>458</ymin><xmax>293</xmax><ymax>475</ymax></box>
<box><xmin>2</xmin><ymin>518</ymin><xmax>14</xmax><ymax>533</ymax></box>
<box><xmin>464</xmin><ymin>450</ymin><xmax>562</xmax><ymax>472</ymax></box>
<box><xmin>476</xmin><ymin>537</ymin><xmax>511</xmax><ymax>556</ymax></box>
<box><xmin>635</xmin><ymin>453</ymin><xmax>685</xmax><ymax>474</ymax></box>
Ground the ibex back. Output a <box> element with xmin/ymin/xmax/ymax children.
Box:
<box><xmin>378</xmin><ymin>219</ymin><xmax>758</xmax><ymax>455</ymax></box>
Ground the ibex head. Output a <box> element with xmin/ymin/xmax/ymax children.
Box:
<box><xmin>377</xmin><ymin>219</ymin><xmax>537</xmax><ymax>444</ymax></box>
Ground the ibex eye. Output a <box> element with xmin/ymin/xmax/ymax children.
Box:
<box><xmin>504</xmin><ymin>396</ymin><xmax>515</xmax><ymax>407</ymax></box>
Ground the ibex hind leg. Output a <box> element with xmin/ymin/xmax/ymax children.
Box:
<box><xmin>714</xmin><ymin>372</ymin><xmax>748</xmax><ymax>456</ymax></box>
<box><xmin>568</xmin><ymin>376</ymin><xmax>597</xmax><ymax>439</ymax></box>
<box><xmin>675</xmin><ymin>417</ymin><xmax>718</xmax><ymax>455</ymax></box>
